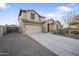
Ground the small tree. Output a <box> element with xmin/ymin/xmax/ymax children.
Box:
<box><xmin>62</xmin><ymin>10</ymin><xmax>76</xmax><ymax>32</ymax></box>
<box><xmin>63</xmin><ymin>11</ymin><xmax>75</xmax><ymax>27</ymax></box>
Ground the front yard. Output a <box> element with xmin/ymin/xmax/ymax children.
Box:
<box><xmin>52</xmin><ymin>30</ymin><xmax>79</xmax><ymax>40</ymax></box>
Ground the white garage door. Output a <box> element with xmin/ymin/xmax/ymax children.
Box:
<box><xmin>25</xmin><ymin>25</ymin><xmax>42</xmax><ymax>33</ymax></box>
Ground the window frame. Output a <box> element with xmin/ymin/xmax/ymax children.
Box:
<box><xmin>31</xmin><ymin>13</ymin><xmax>35</xmax><ymax>19</ymax></box>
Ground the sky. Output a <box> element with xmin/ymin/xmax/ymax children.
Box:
<box><xmin>0</xmin><ymin>3</ymin><xmax>79</xmax><ymax>25</ymax></box>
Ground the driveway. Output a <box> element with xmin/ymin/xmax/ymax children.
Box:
<box><xmin>27</xmin><ymin>33</ymin><xmax>79</xmax><ymax>56</ymax></box>
<box><xmin>0</xmin><ymin>33</ymin><xmax>56</xmax><ymax>56</ymax></box>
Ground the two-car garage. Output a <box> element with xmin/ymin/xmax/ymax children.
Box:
<box><xmin>24</xmin><ymin>23</ymin><xmax>42</xmax><ymax>33</ymax></box>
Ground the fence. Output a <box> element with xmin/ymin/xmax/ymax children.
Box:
<box><xmin>0</xmin><ymin>25</ymin><xmax>3</xmax><ymax>37</ymax></box>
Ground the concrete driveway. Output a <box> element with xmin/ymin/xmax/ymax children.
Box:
<box><xmin>27</xmin><ymin>33</ymin><xmax>79</xmax><ymax>56</ymax></box>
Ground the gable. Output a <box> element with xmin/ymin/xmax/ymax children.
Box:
<box><xmin>44</xmin><ymin>19</ymin><xmax>54</xmax><ymax>23</ymax></box>
<box><xmin>19</xmin><ymin>9</ymin><xmax>45</xmax><ymax>18</ymax></box>
<box><xmin>18</xmin><ymin>9</ymin><xmax>45</xmax><ymax>22</ymax></box>
<box><xmin>55</xmin><ymin>21</ymin><xmax>61</xmax><ymax>26</ymax></box>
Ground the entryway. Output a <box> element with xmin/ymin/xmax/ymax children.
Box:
<box><xmin>47</xmin><ymin>23</ymin><xmax>50</xmax><ymax>32</ymax></box>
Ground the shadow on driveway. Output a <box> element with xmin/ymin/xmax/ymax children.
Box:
<box><xmin>0</xmin><ymin>32</ymin><xmax>57</xmax><ymax>56</ymax></box>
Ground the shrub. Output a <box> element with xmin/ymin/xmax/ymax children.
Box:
<box><xmin>52</xmin><ymin>29</ymin><xmax>67</xmax><ymax>35</ymax></box>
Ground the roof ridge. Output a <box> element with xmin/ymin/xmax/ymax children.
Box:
<box><xmin>19</xmin><ymin>9</ymin><xmax>45</xmax><ymax>18</ymax></box>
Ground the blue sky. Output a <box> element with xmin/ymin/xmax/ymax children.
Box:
<box><xmin>0</xmin><ymin>3</ymin><xmax>79</xmax><ymax>25</ymax></box>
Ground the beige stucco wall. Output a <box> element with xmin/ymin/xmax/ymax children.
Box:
<box><xmin>42</xmin><ymin>23</ymin><xmax>47</xmax><ymax>32</ymax></box>
<box><xmin>46</xmin><ymin>20</ymin><xmax>54</xmax><ymax>31</ymax></box>
<box><xmin>54</xmin><ymin>22</ymin><xmax>62</xmax><ymax>30</ymax></box>
<box><xmin>18</xmin><ymin>16</ymin><xmax>24</xmax><ymax>33</ymax></box>
<box><xmin>20</xmin><ymin>12</ymin><xmax>26</xmax><ymax>19</ymax></box>
<box><xmin>21</xmin><ymin>11</ymin><xmax>45</xmax><ymax>22</ymax></box>
<box><xmin>18</xmin><ymin>11</ymin><xmax>26</xmax><ymax>33</ymax></box>
<box><xmin>42</xmin><ymin>20</ymin><xmax>55</xmax><ymax>32</ymax></box>
<box><xmin>40</xmin><ymin>17</ymin><xmax>45</xmax><ymax>22</ymax></box>
<box><xmin>26</xmin><ymin>11</ymin><xmax>40</xmax><ymax>21</ymax></box>
<box><xmin>42</xmin><ymin>20</ymin><xmax>62</xmax><ymax>32</ymax></box>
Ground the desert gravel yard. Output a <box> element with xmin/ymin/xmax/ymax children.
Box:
<box><xmin>27</xmin><ymin>33</ymin><xmax>79</xmax><ymax>56</ymax></box>
<box><xmin>0</xmin><ymin>33</ymin><xmax>56</xmax><ymax>56</ymax></box>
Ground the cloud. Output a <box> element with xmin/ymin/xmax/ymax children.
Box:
<box><xmin>44</xmin><ymin>13</ymin><xmax>64</xmax><ymax>21</ymax></box>
<box><xmin>56</xmin><ymin>6</ymin><xmax>72</xmax><ymax>12</ymax></box>
<box><xmin>44</xmin><ymin>13</ymin><xmax>65</xmax><ymax>25</ymax></box>
<box><xmin>69</xmin><ymin>3</ymin><xmax>75</xmax><ymax>6</ymax></box>
<box><xmin>46</xmin><ymin>13</ymin><xmax>63</xmax><ymax>18</ymax></box>
<box><xmin>0</xmin><ymin>3</ymin><xmax>10</xmax><ymax>9</ymax></box>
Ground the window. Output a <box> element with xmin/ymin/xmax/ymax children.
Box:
<box><xmin>56</xmin><ymin>25</ymin><xmax>58</xmax><ymax>29</ymax></box>
<box><xmin>31</xmin><ymin>13</ymin><xmax>35</xmax><ymax>19</ymax></box>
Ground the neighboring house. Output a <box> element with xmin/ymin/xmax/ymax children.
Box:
<box><xmin>69</xmin><ymin>14</ymin><xmax>79</xmax><ymax>33</ymax></box>
<box><xmin>18</xmin><ymin>9</ymin><xmax>62</xmax><ymax>33</ymax></box>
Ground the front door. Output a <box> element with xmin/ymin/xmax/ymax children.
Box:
<box><xmin>47</xmin><ymin>23</ymin><xmax>50</xmax><ymax>32</ymax></box>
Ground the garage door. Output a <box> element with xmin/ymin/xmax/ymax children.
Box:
<box><xmin>25</xmin><ymin>25</ymin><xmax>42</xmax><ymax>33</ymax></box>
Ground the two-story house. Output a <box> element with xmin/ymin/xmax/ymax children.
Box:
<box><xmin>18</xmin><ymin>9</ymin><xmax>62</xmax><ymax>33</ymax></box>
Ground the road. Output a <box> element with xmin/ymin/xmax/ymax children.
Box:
<box><xmin>0</xmin><ymin>32</ymin><xmax>56</xmax><ymax>56</ymax></box>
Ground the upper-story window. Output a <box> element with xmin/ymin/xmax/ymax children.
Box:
<box><xmin>31</xmin><ymin>13</ymin><xmax>35</xmax><ymax>19</ymax></box>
